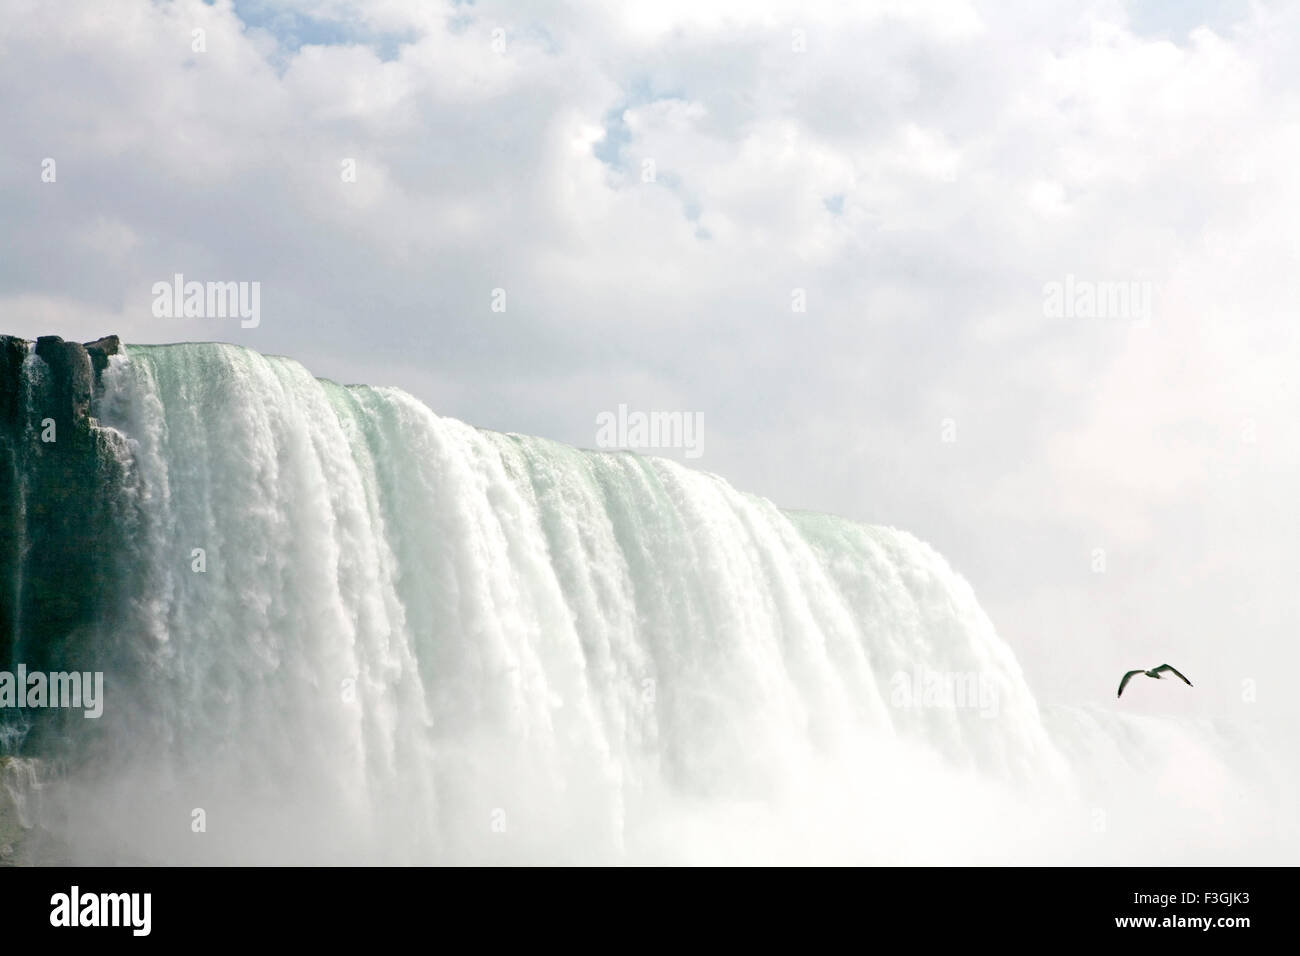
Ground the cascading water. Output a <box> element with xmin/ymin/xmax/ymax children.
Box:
<box><xmin>0</xmin><ymin>341</ymin><xmax>1291</xmax><ymax>864</ymax></box>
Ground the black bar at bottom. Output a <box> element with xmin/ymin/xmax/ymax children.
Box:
<box><xmin>0</xmin><ymin>865</ymin><xmax>1283</xmax><ymax>943</ymax></box>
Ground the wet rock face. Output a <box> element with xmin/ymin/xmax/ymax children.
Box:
<box><xmin>0</xmin><ymin>336</ymin><xmax>25</xmax><ymax>434</ymax></box>
<box><xmin>0</xmin><ymin>334</ymin><xmax>130</xmax><ymax>747</ymax></box>
<box><xmin>83</xmin><ymin>335</ymin><xmax>121</xmax><ymax>380</ymax></box>
<box><xmin>0</xmin><ymin>335</ymin><xmax>27</xmax><ymax>669</ymax></box>
<box><xmin>0</xmin><ymin>756</ymin><xmax>53</xmax><ymax>865</ymax></box>
<box><xmin>34</xmin><ymin>337</ymin><xmax>94</xmax><ymax>437</ymax></box>
<box><xmin>1</xmin><ymin>333</ymin><xmax>121</xmax><ymax>432</ymax></box>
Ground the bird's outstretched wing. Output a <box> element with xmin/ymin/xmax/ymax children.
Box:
<box><xmin>1152</xmin><ymin>664</ymin><xmax>1192</xmax><ymax>686</ymax></box>
<box><xmin>1117</xmin><ymin>669</ymin><xmax>1144</xmax><ymax>697</ymax></box>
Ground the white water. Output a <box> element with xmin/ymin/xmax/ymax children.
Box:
<box><xmin>23</xmin><ymin>342</ymin><xmax>1288</xmax><ymax>864</ymax></box>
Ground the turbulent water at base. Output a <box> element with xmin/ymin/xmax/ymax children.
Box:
<box><xmin>2</xmin><ymin>343</ymin><xmax>1293</xmax><ymax>864</ymax></box>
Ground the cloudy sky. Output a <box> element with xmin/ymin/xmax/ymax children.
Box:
<box><xmin>2</xmin><ymin>0</ymin><xmax>1296</xmax><ymax>721</ymax></box>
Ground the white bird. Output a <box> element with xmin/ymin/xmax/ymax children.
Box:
<box><xmin>1117</xmin><ymin>664</ymin><xmax>1193</xmax><ymax>698</ymax></box>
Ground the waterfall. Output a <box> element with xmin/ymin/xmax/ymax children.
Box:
<box><xmin>0</xmin><ymin>341</ymin><xmax>1286</xmax><ymax>864</ymax></box>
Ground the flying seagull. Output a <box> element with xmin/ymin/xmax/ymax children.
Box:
<box><xmin>1117</xmin><ymin>664</ymin><xmax>1193</xmax><ymax>698</ymax></box>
